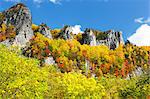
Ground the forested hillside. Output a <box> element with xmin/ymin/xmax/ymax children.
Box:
<box><xmin>0</xmin><ymin>3</ymin><xmax>150</xmax><ymax>98</ymax></box>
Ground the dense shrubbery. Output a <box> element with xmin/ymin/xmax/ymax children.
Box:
<box><xmin>23</xmin><ymin>32</ymin><xmax>150</xmax><ymax>78</ymax></box>
<box><xmin>1</xmin><ymin>44</ymin><xmax>150</xmax><ymax>98</ymax></box>
<box><xmin>0</xmin><ymin>44</ymin><xmax>48</xmax><ymax>98</ymax></box>
<box><xmin>123</xmin><ymin>42</ymin><xmax>150</xmax><ymax>75</ymax></box>
<box><xmin>119</xmin><ymin>73</ymin><xmax>150</xmax><ymax>98</ymax></box>
<box><xmin>0</xmin><ymin>22</ymin><xmax>150</xmax><ymax>98</ymax></box>
<box><xmin>23</xmin><ymin>33</ymin><xmax>126</xmax><ymax>77</ymax></box>
<box><xmin>46</xmin><ymin>72</ymin><xmax>106</xmax><ymax>98</ymax></box>
<box><xmin>0</xmin><ymin>45</ymin><xmax>106</xmax><ymax>98</ymax></box>
<box><xmin>0</xmin><ymin>23</ymin><xmax>16</xmax><ymax>42</ymax></box>
<box><xmin>50</xmin><ymin>29</ymin><xmax>61</xmax><ymax>38</ymax></box>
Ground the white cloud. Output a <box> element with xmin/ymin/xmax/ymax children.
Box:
<box><xmin>71</xmin><ymin>25</ymin><xmax>83</xmax><ymax>35</ymax></box>
<box><xmin>128</xmin><ymin>24</ymin><xmax>150</xmax><ymax>46</ymax></box>
<box><xmin>49</xmin><ymin>0</ymin><xmax>61</xmax><ymax>4</ymax></box>
<box><xmin>144</xmin><ymin>17</ymin><xmax>150</xmax><ymax>23</ymax></box>
<box><xmin>135</xmin><ymin>17</ymin><xmax>150</xmax><ymax>24</ymax></box>
<box><xmin>134</xmin><ymin>17</ymin><xmax>144</xmax><ymax>24</ymax></box>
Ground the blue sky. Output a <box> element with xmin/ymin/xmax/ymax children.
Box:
<box><xmin>0</xmin><ymin>0</ymin><xmax>149</xmax><ymax>40</ymax></box>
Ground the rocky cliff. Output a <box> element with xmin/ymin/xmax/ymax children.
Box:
<box><xmin>57</xmin><ymin>25</ymin><xmax>73</xmax><ymax>40</ymax></box>
<box><xmin>0</xmin><ymin>3</ymin><xmax>125</xmax><ymax>67</ymax></box>
<box><xmin>55</xmin><ymin>25</ymin><xmax>124</xmax><ymax>49</ymax></box>
<box><xmin>81</xmin><ymin>29</ymin><xmax>124</xmax><ymax>49</ymax></box>
<box><xmin>37</xmin><ymin>24</ymin><xmax>53</xmax><ymax>39</ymax></box>
<box><xmin>0</xmin><ymin>3</ymin><xmax>33</xmax><ymax>47</ymax></box>
<box><xmin>0</xmin><ymin>3</ymin><xmax>55</xmax><ymax>65</ymax></box>
<box><xmin>1</xmin><ymin>3</ymin><xmax>149</xmax><ymax>79</ymax></box>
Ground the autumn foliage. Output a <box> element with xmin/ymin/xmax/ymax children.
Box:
<box><xmin>22</xmin><ymin>31</ymin><xmax>150</xmax><ymax>78</ymax></box>
<box><xmin>0</xmin><ymin>23</ymin><xmax>149</xmax><ymax>78</ymax></box>
<box><xmin>0</xmin><ymin>23</ymin><xmax>16</xmax><ymax>42</ymax></box>
<box><xmin>0</xmin><ymin>22</ymin><xmax>150</xmax><ymax>98</ymax></box>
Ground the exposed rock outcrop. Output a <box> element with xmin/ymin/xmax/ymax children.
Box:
<box><xmin>58</xmin><ymin>25</ymin><xmax>73</xmax><ymax>40</ymax></box>
<box><xmin>97</xmin><ymin>30</ymin><xmax>124</xmax><ymax>49</ymax></box>
<box><xmin>44</xmin><ymin>56</ymin><xmax>55</xmax><ymax>65</ymax></box>
<box><xmin>0</xmin><ymin>3</ymin><xmax>33</xmax><ymax>47</ymax></box>
<box><xmin>37</xmin><ymin>24</ymin><xmax>52</xmax><ymax>39</ymax></box>
<box><xmin>126</xmin><ymin>67</ymin><xmax>144</xmax><ymax>79</ymax></box>
<box><xmin>81</xmin><ymin>28</ymin><xmax>97</xmax><ymax>46</ymax></box>
<box><xmin>126</xmin><ymin>67</ymin><xmax>150</xmax><ymax>79</ymax></box>
<box><xmin>81</xmin><ymin>29</ymin><xmax>124</xmax><ymax>49</ymax></box>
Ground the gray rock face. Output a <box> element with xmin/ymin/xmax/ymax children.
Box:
<box><xmin>81</xmin><ymin>29</ymin><xmax>97</xmax><ymax>46</ymax></box>
<box><xmin>97</xmin><ymin>30</ymin><xmax>124</xmax><ymax>49</ymax></box>
<box><xmin>126</xmin><ymin>66</ymin><xmax>150</xmax><ymax>79</ymax></box>
<box><xmin>1</xmin><ymin>3</ymin><xmax>33</xmax><ymax>47</ymax></box>
<box><xmin>58</xmin><ymin>25</ymin><xmax>73</xmax><ymax>40</ymax></box>
<box><xmin>81</xmin><ymin>29</ymin><xmax>124</xmax><ymax>49</ymax></box>
<box><xmin>37</xmin><ymin>24</ymin><xmax>52</xmax><ymax>39</ymax></box>
<box><xmin>126</xmin><ymin>67</ymin><xmax>146</xmax><ymax>79</ymax></box>
<box><xmin>44</xmin><ymin>56</ymin><xmax>55</xmax><ymax>65</ymax></box>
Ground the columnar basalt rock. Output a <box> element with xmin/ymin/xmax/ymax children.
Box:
<box><xmin>0</xmin><ymin>3</ymin><xmax>33</xmax><ymax>47</ymax></box>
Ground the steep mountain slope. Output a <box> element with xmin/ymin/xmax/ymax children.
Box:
<box><xmin>0</xmin><ymin>3</ymin><xmax>150</xmax><ymax>99</ymax></box>
<box><xmin>0</xmin><ymin>3</ymin><xmax>149</xmax><ymax>78</ymax></box>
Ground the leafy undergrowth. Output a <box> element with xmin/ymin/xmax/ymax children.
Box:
<box><xmin>0</xmin><ymin>44</ymin><xmax>150</xmax><ymax>98</ymax></box>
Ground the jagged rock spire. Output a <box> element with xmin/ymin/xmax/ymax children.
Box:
<box><xmin>1</xmin><ymin>3</ymin><xmax>33</xmax><ymax>47</ymax></box>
